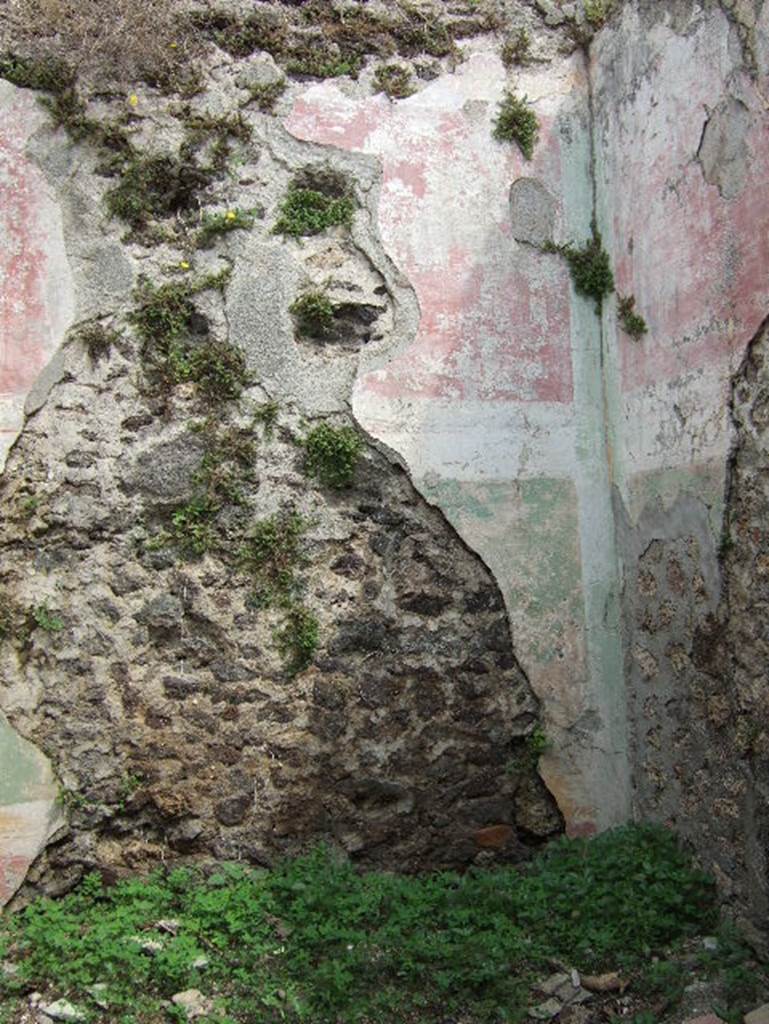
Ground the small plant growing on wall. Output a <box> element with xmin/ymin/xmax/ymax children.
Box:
<box><xmin>240</xmin><ymin>512</ymin><xmax>309</xmax><ymax>609</ymax></box>
<box><xmin>618</xmin><ymin>294</ymin><xmax>648</xmax><ymax>340</ymax></box>
<box><xmin>196</xmin><ymin>207</ymin><xmax>256</xmax><ymax>249</ymax></box>
<box><xmin>290</xmin><ymin>291</ymin><xmax>336</xmax><ymax>338</ymax></box>
<box><xmin>584</xmin><ymin>0</ymin><xmax>615</xmax><ymax>28</ymax></box>
<box><xmin>501</xmin><ymin>28</ymin><xmax>531</xmax><ymax>67</ymax></box>
<box><xmin>545</xmin><ymin>226</ymin><xmax>614</xmax><ymax>310</ymax></box>
<box><xmin>274</xmin><ymin>187</ymin><xmax>355</xmax><ymax>238</ymax></box>
<box><xmin>244</xmin><ymin>78</ymin><xmax>287</xmax><ymax>113</ymax></box>
<box><xmin>274</xmin><ymin>179</ymin><xmax>355</xmax><ymax>238</ymax></box>
<box><xmin>493</xmin><ymin>90</ymin><xmax>539</xmax><ymax>160</ymax></box>
<box><xmin>374</xmin><ymin>63</ymin><xmax>416</xmax><ymax>99</ymax></box>
<box><xmin>302</xmin><ymin>423</ymin><xmax>363</xmax><ymax>489</ymax></box>
<box><xmin>74</xmin><ymin>322</ymin><xmax>121</xmax><ymax>365</ymax></box>
<box><xmin>276</xmin><ymin>603</ymin><xmax>319</xmax><ymax>675</ymax></box>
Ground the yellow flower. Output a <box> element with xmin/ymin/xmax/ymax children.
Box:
<box><xmin>180</xmin><ymin>260</ymin><xmax>190</xmax><ymax>270</ymax></box>
<box><xmin>169</xmin><ymin>41</ymin><xmax>178</xmax><ymax>49</ymax></box>
<box><xmin>129</xmin><ymin>93</ymin><xmax>139</xmax><ymax>107</ymax></box>
<box><xmin>226</xmin><ymin>210</ymin><xmax>237</xmax><ymax>221</ymax></box>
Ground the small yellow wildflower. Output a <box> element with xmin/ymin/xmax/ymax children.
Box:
<box><xmin>180</xmin><ymin>260</ymin><xmax>190</xmax><ymax>270</ymax></box>
<box><xmin>129</xmin><ymin>93</ymin><xmax>139</xmax><ymax>108</ymax></box>
<box><xmin>169</xmin><ymin>41</ymin><xmax>178</xmax><ymax>49</ymax></box>
<box><xmin>226</xmin><ymin>210</ymin><xmax>237</xmax><ymax>221</ymax></box>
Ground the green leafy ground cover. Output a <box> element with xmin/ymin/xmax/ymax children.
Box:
<box><xmin>1</xmin><ymin>825</ymin><xmax>749</xmax><ymax>1024</ymax></box>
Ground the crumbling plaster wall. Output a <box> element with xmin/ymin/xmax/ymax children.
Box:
<box><xmin>0</xmin><ymin>0</ymin><xmax>768</xmax><ymax>924</ymax></box>
<box><xmin>592</xmin><ymin>0</ymin><xmax>769</xmax><ymax>943</ymax></box>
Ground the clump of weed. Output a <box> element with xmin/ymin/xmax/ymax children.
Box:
<box><xmin>73</xmin><ymin>322</ymin><xmax>120</xmax><ymax>365</ymax></box>
<box><xmin>493</xmin><ymin>90</ymin><xmax>539</xmax><ymax>160</ymax></box>
<box><xmin>105</xmin><ymin>155</ymin><xmax>212</xmax><ymax>229</ymax></box>
<box><xmin>506</xmin><ymin>726</ymin><xmax>549</xmax><ymax>774</ymax></box>
<box><xmin>29</xmin><ymin>601</ymin><xmax>64</xmax><ymax>634</ymax></box>
<box><xmin>240</xmin><ymin>511</ymin><xmax>308</xmax><ymax>609</ymax></box>
<box><xmin>180</xmin><ymin>111</ymin><xmax>252</xmax><ymax>171</ymax></box>
<box><xmin>274</xmin><ymin>181</ymin><xmax>355</xmax><ymax>238</ymax></box>
<box><xmin>0</xmin><ymin>53</ymin><xmax>95</xmax><ymax>139</ymax></box>
<box><xmin>196</xmin><ymin>208</ymin><xmax>255</xmax><ymax>249</ymax></box>
<box><xmin>196</xmin><ymin>10</ymin><xmax>288</xmax><ymax>59</ymax></box>
<box><xmin>167</xmin><ymin>496</ymin><xmax>219</xmax><ymax>558</ymax></box>
<box><xmin>129</xmin><ymin>277</ymin><xmax>197</xmax><ymax>353</ymax></box>
<box><xmin>0</xmin><ymin>53</ymin><xmax>74</xmax><ymax>92</ymax></box>
<box><xmin>287</xmin><ymin>54</ymin><xmax>362</xmax><ymax>79</ymax></box>
<box><xmin>584</xmin><ymin>0</ymin><xmax>615</xmax><ymax>28</ymax></box>
<box><xmin>547</xmin><ymin>227</ymin><xmax>614</xmax><ymax>309</ymax></box>
<box><xmin>253</xmin><ymin>399</ymin><xmax>279</xmax><ymax>436</ymax></box>
<box><xmin>129</xmin><ymin>272</ymin><xmax>245</xmax><ymax>402</ymax></box>
<box><xmin>618</xmin><ymin>294</ymin><xmax>648</xmax><ymax>340</ymax></box>
<box><xmin>244</xmin><ymin>78</ymin><xmax>287</xmax><ymax>113</ymax></box>
<box><xmin>4</xmin><ymin>0</ymin><xmax>196</xmax><ymax>87</ymax></box>
<box><xmin>276</xmin><ymin>603</ymin><xmax>319</xmax><ymax>674</ymax></box>
<box><xmin>374</xmin><ymin>62</ymin><xmax>416</xmax><ymax>99</ymax></box>
<box><xmin>191</xmin><ymin>419</ymin><xmax>256</xmax><ymax>507</ymax></box>
<box><xmin>169</xmin><ymin>340</ymin><xmax>251</xmax><ymax>403</ymax></box>
<box><xmin>302</xmin><ymin>423</ymin><xmax>362</xmax><ymax>489</ymax></box>
<box><xmin>501</xmin><ymin>27</ymin><xmax>531</xmax><ymax>67</ymax></box>
<box><xmin>18</xmin><ymin>494</ymin><xmax>40</xmax><ymax>518</ymax></box>
<box><xmin>290</xmin><ymin>291</ymin><xmax>336</xmax><ymax>338</ymax></box>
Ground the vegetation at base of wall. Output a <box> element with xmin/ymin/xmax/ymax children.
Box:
<box><xmin>545</xmin><ymin>227</ymin><xmax>615</xmax><ymax>309</ymax></box>
<box><xmin>290</xmin><ymin>291</ymin><xmax>337</xmax><ymax>338</ymax></box>
<box><xmin>501</xmin><ymin>28</ymin><xmax>532</xmax><ymax>67</ymax></box>
<box><xmin>374</xmin><ymin>63</ymin><xmax>416</xmax><ymax>99</ymax></box>
<box><xmin>618</xmin><ymin>293</ymin><xmax>648</xmax><ymax>340</ymax></box>
<box><xmin>0</xmin><ymin>826</ymin><xmax>725</xmax><ymax>1024</ymax></box>
<box><xmin>302</xmin><ymin>423</ymin><xmax>363</xmax><ymax>490</ymax></box>
<box><xmin>492</xmin><ymin>91</ymin><xmax>539</xmax><ymax>160</ymax></box>
<box><xmin>274</xmin><ymin>185</ymin><xmax>355</xmax><ymax>238</ymax></box>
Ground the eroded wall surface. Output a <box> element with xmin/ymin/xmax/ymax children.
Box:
<box><xmin>0</xmin><ymin>0</ymin><xmax>768</xmax><ymax>927</ymax></box>
<box><xmin>592</xmin><ymin>0</ymin><xmax>769</xmax><ymax>942</ymax></box>
<box><xmin>286</xmin><ymin>42</ymin><xmax>629</xmax><ymax>836</ymax></box>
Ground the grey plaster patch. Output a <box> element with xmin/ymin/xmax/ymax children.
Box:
<box><xmin>697</xmin><ymin>94</ymin><xmax>752</xmax><ymax>199</ymax></box>
<box><xmin>509</xmin><ymin>178</ymin><xmax>557</xmax><ymax>246</ymax></box>
<box><xmin>24</xmin><ymin>350</ymin><xmax>68</xmax><ymax>417</ymax></box>
<box><xmin>70</xmin><ymin>243</ymin><xmax>134</xmax><ymax>320</ymax></box>
<box><xmin>122</xmin><ymin>434</ymin><xmax>207</xmax><ymax>504</ymax></box>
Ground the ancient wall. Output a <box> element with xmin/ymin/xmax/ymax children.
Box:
<box><xmin>0</xmin><ymin>0</ymin><xmax>768</xmax><ymax>932</ymax></box>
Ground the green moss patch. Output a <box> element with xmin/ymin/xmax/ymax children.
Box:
<box><xmin>302</xmin><ymin>423</ymin><xmax>362</xmax><ymax>489</ymax></box>
<box><xmin>274</xmin><ymin>181</ymin><xmax>355</xmax><ymax>238</ymax></box>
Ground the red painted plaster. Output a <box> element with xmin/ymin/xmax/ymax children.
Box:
<box><xmin>0</xmin><ymin>91</ymin><xmax>52</xmax><ymax>400</ymax></box>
